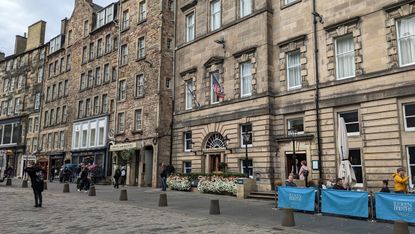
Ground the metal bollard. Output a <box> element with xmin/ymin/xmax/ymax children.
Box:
<box><xmin>88</xmin><ymin>186</ymin><xmax>96</xmax><ymax>196</ymax></box>
<box><xmin>394</xmin><ymin>220</ymin><xmax>409</xmax><ymax>234</ymax></box>
<box><xmin>22</xmin><ymin>180</ymin><xmax>28</xmax><ymax>188</ymax></box>
<box><xmin>159</xmin><ymin>193</ymin><xmax>168</xmax><ymax>207</ymax></box>
<box><xmin>44</xmin><ymin>181</ymin><xmax>47</xmax><ymax>190</ymax></box>
<box><xmin>119</xmin><ymin>189</ymin><xmax>128</xmax><ymax>201</ymax></box>
<box><xmin>6</xmin><ymin>178</ymin><xmax>12</xmax><ymax>186</ymax></box>
<box><xmin>281</xmin><ymin>208</ymin><xmax>296</xmax><ymax>227</ymax></box>
<box><xmin>63</xmin><ymin>183</ymin><xmax>70</xmax><ymax>193</ymax></box>
<box><xmin>209</xmin><ymin>199</ymin><xmax>220</xmax><ymax>215</ymax></box>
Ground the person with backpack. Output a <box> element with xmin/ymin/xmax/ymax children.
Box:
<box><xmin>113</xmin><ymin>166</ymin><xmax>121</xmax><ymax>189</ymax></box>
<box><xmin>24</xmin><ymin>162</ymin><xmax>45</xmax><ymax>207</ymax></box>
<box><xmin>299</xmin><ymin>160</ymin><xmax>309</xmax><ymax>187</ymax></box>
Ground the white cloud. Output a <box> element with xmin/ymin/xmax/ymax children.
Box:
<box><xmin>0</xmin><ymin>0</ymin><xmax>114</xmax><ymax>56</ymax></box>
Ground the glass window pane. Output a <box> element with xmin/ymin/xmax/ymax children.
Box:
<box><xmin>409</xmin><ymin>147</ymin><xmax>415</xmax><ymax>164</ymax></box>
<box><xmin>349</xmin><ymin>149</ymin><xmax>361</xmax><ymax>165</ymax></box>
<box><xmin>353</xmin><ymin>167</ymin><xmax>363</xmax><ymax>183</ymax></box>
<box><xmin>346</xmin><ymin>123</ymin><xmax>359</xmax><ymax>133</ymax></box>
<box><xmin>3</xmin><ymin>124</ymin><xmax>12</xmax><ymax>144</ymax></box>
<box><xmin>405</xmin><ymin>104</ymin><xmax>415</xmax><ymax>116</ymax></box>
<box><xmin>340</xmin><ymin>112</ymin><xmax>358</xmax><ymax>123</ymax></box>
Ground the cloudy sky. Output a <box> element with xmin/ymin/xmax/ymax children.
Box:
<box><xmin>0</xmin><ymin>0</ymin><xmax>114</xmax><ymax>56</ymax></box>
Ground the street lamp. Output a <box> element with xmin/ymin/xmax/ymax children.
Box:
<box><xmin>242</xmin><ymin>132</ymin><xmax>251</xmax><ymax>178</ymax></box>
<box><xmin>289</xmin><ymin>128</ymin><xmax>298</xmax><ymax>176</ymax></box>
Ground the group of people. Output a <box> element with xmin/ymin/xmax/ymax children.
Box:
<box><xmin>286</xmin><ymin>166</ymin><xmax>412</xmax><ymax>194</ymax></box>
<box><xmin>112</xmin><ymin>166</ymin><xmax>127</xmax><ymax>189</ymax></box>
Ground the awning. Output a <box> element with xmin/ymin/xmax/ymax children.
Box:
<box><xmin>110</xmin><ymin>142</ymin><xmax>138</xmax><ymax>152</ymax></box>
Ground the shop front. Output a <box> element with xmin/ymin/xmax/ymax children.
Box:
<box><xmin>71</xmin><ymin>148</ymin><xmax>107</xmax><ymax>179</ymax></box>
<box><xmin>110</xmin><ymin>142</ymin><xmax>140</xmax><ymax>186</ymax></box>
<box><xmin>19</xmin><ymin>154</ymin><xmax>36</xmax><ymax>179</ymax></box>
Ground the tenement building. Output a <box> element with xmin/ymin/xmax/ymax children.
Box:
<box><xmin>39</xmin><ymin>0</ymin><xmax>174</xmax><ymax>186</ymax></box>
<box><xmin>0</xmin><ymin>21</ymin><xmax>47</xmax><ymax>178</ymax></box>
<box><xmin>172</xmin><ymin>0</ymin><xmax>415</xmax><ymax>191</ymax></box>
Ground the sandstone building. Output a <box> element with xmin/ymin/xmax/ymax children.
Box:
<box><xmin>172</xmin><ymin>0</ymin><xmax>415</xmax><ymax>191</ymax></box>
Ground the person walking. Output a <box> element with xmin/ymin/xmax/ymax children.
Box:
<box><xmin>78</xmin><ymin>168</ymin><xmax>89</xmax><ymax>192</ymax></box>
<box><xmin>298</xmin><ymin>160</ymin><xmax>309</xmax><ymax>187</ymax></box>
<box><xmin>120</xmin><ymin>166</ymin><xmax>127</xmax><ymax>186</ymax></box>
<box><xmin>160</xmin><ymin>163</ymin><xmax>167</xmax><ymax>191</ymax></box>
<box><xmin>24</xmin><ymin>162</ymin><xmax>45</xmax><ymax>207</ymax></box>
<box><xmin>113</xmin><ymin>167</ymin><xmax>121</xmax><ymax>189</ymax></box>
<box><xmin>393</xmin><ymin>167</ymin><xmax>409</xmax><ymax>193</ymax></box>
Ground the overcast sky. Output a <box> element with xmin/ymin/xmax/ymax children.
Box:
<box><xmin>0</xmin><ymin>0</ymin><xmax>114</xmax><ymax>56</ymax></box>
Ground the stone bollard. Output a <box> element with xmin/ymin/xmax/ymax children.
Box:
<box><xmin>6</xmin><ymin>178</ymin><xmax>12</xmax><ymax>186</ymax></box>
<box><xmin>44</xmin><ymin>181</ymin><xmax>47</xmax><ymax>190</ymax></box>
<box><xmin>394</xmin><ymin>220</ymin><xmax>409</xmax><ymax>234</ymax></box>
<box><xmin>119</xmin><ymin>189</ymin><xmax>128</xmax><ymax>201</ymax></box>
<box><xmin>22</xmin><ymin>180</ymin><xmax>28</xmax><ymax>188</ymax></box>
<box><xmin>281</xmin><ymin>208</ymin><xmax>295</xmax><ymax>227</ymax></box>
<box><xmin>88</xmin><ymin>186</ymin><xmax>96</xmax><ymax>196</ymax></box>
<box><xmin>159</xmin><ymin>193</ymin><xmax>168</xmax><ymax>207</ymax></box>
<box><xmin>63</xmin><ymin>183</ymin><xmax>70</xmax><ymax>193</ymax></box>
<box><xmin>209</xmin><ymin>199</ymin><xmax>220</xmax><ymax>215</ymax></box>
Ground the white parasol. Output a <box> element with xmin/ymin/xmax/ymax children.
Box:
<box><xmin>337</xmin><ymin>117</ymin><xmax>356</xmax><ymax>188</ymax></box>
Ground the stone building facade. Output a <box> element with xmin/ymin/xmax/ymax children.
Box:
<box><xmin>0</xmin><ymin>21</ymin><xmax>47</xmax><ymax>178</ymax></box>
<box><xmin>37</xmin><ymin>0</ymin><xmax>174</xmax><ymax>187</ymax></box>
<box><xmin>172</xmin><ymin>0</ymin><xmax>415</xmax><ymax>191</ymax></box>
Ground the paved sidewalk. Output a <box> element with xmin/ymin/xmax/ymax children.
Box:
<box><xmin>2</xmin><ymin>179</ymin><xmax>414</xmax><ymax>234</ymax></box>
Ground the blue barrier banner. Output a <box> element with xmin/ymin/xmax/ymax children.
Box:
<box><xmin>322</xmin><ymin>190</ymin><xmax>368</xmax><ymax>218</ymax></box>
<box><xmin>278</xmin><ymin>187</ymin><xmax>316</xmax><ymax>211</ymax></box>
<box><xmin>375</xmin><ymin>192</ymin><xmax>415</xmax><ymax>223</ymax></box>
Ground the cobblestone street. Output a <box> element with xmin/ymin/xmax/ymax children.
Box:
<box><xmin>0</xmin><ymin>183</ymin><xmax>289</xmax><ymax>234</ymax></box>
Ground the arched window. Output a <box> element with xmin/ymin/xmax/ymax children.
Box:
<box><xmin>205</xmin><ymin>133</ymin><xmax>226</xmax><ymax>149</ymax></box>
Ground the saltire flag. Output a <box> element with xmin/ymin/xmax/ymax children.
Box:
<box><xmin>187</xmin><ymin>84</ymin><xmax>201</xmax><ymax>107</ymax></box>
<box><xmin>212</xmin><ymin>73</ymin><xmax>224</xmax><ymax>99</ymax></box>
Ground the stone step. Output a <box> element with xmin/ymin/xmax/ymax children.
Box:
<box><xmin>247</xmin><ymin>194</ymin><xmax>276</xmax><ymax>200</ymax></box>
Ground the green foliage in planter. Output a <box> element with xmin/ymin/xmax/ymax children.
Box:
<box><xmin>219</xmin><ymin>162</ymin><xmax>228</xmax><ymax>172</ymax></box>
<box><xmin>121</xmin><ymin>149</ymin><xmax>135</xmax><ymax>162</ymax></box>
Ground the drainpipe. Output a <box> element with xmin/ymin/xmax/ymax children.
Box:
<box><xmin>312</xmin><ymin>0</ymin><xmax>323</xmax><ymax>180</ymax></box>
<box><xmin>169</xmin><ymin>1</ymin><xmax>177</xmax><ymax>166</ymax></box>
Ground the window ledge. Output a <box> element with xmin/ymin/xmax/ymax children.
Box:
<box><xmin>119</xmin><ymin>63</ymin><xmax>128</xmax><ymax>68</ymax></box>
<box><xmin>136</xmin><ymin>57</ymin><xmax>146</xmax><ymax>62</ymax></box>
<box><xmin>131</xmin><ymin>130</ymin><xmax>143</xmax><ymax>134</ymax></box>
<box><xmin>134</xmin><ymin>95</ymin><xmax>145</xmax><ymax>99</ymax></box>
<box><xmin>138</xmin><ymin>19</ymin><xmax>147</xmax><ymax>25</ymax></box>
<box><xmin>121</xmin><ymin>27</ymin><xmax>130</xmax><ymax>33</ymax></box>
<box><xmin>117</xmin><ymin>99</ymin><xmax>126</xmax><ymax>103</ymax></box>
<box><xmin>281</xmin><ymin>0</ymin><xmax>302</xmax><ymax>10</ymax></box>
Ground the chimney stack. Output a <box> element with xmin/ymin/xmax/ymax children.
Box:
<box><xmin>14</xmin><ymin>35</ymin><xmax>27</xmax><ymax>55</ymax></box>
<box><xmin>61</xmin><ymin>18</ymin><xmax>68</xmax><ymax>35</ymax></box>
<box><xmin>26</xmin><ymin>20</ymin><xmax>46</xmax><ymax>51</ymax></box>
<box><xmin>0</xmin><ymin>52</ymin><xmax>5</xmax><ymax>61</ymax></box>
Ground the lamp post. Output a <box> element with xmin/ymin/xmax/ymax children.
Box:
<box><xmin>242</xmin><ymin>132</ymin><xmax>251</xmax><ymax>178</ymax></box>
<box><xmin>289</xmin><ymin>128</ymin><xmax>298</xmax><ymax>176</ymax></box>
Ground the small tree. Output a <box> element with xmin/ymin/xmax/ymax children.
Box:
<box><xmin>219</xmin><ymin>162</ymin><xmax>228</xmax><ymax>173</ymax></box>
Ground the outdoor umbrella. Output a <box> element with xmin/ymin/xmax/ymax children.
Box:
<box><xmin>337</xmin><ymin>117</ymin><xmax>356</xmax><ymax>188</ymax></box>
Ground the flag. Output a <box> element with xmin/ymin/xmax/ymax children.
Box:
<box><xmin>187</xmin><ymin>83</ymin><xmax>201</xmax><ymax>107</ymax></box>
<box><xmin>212</xmin><ymin>73</ymin><xmax>224</xmax><ymax>99</ymax></box>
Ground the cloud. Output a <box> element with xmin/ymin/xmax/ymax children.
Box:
<box><xmin>0</xmin><ymin>0</ymin><xmax>114</xmax><ymax>56</ymax></box>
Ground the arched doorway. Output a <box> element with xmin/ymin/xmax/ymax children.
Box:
<box><xmin>204</xmin><ymin>133</ymin><xmax>227</xmax><ymax>173</ymax></box>
<box><xmin>144</xmin><ymin>146</ymin><xmax>153</xmax><ymax>187</ymax></box>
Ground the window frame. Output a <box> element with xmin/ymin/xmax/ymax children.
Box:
<box><xmin>240</xmin><ymin>159</ymin><xmax>253</xmax><ymax>177</ymax></box>
<box><xmin>186</xmin><ymin>12</ymin><xmax>195</xmax><ymax>42</ymax></box>
<box><xmin>210</xmin><ymin>72</ymin><xmax>221</xmax><ymax>104</ymax></box>
<box><xmin>185</xmin><ymin>80</ymin><xmax>194</xmax><ymax>110</ymax></box>
<box><xmin>117</xmin><ymin>112</ymin><xmax>125</xmax><ymax>133</ymax></box>
<box><xmin>210</xmin><ymin>0</ymin><xmax>222</xmax><ymax>31</ymax></box>
<box><xmin>137</xmin><ymin>37</ymin><xmax>146</xmax><ymax>59</ymax></box>
<box><xmin>335</xmin><ymin>34</ymin><xmax>356</xmax><ymax>80</ymax></box>
<box><xmin>240</xmin><ymin>123</ymin><xmax>253</xmax><ymax>147</ymax></box>
<box><xmin>287</xmin><ymin>117</ymin><xmax>304</xmax><ymax>135</ymax></box>
<box><xmin>240</xmin><ymin>62</ymin><xmax>252</xmax><ymax>97</ymax></box>
<box><xmin>407</xmin><ymin>146</ymin><xmax>415</xmax><ymax>188</ymax></box>
<box><xmin>349</xmin><ymin>148</ymin><xmax>364</xmax><ymax>187</ymax></box>
<box><xmin>286</xmin><ymin>50</ymin><xmax>302</xmax><ymax>90</ymax></box>
<box><xmin>183</xmin><ymin>161</ymin><xmax>192</xmax><ymax>174</ymax></box>
<box><xmin>339</xmin><ymin>111</ymin><xmax>360</xmax><ymax>136</ymax></box>
<box><xmin>184</xmin><ymin>131</ymin><xmax>192</xmax><ymax>152</ymax></box>
<box><xmin>134</xmin><ymin>109</ymin><xmax>143</xmax><ymax>131</ymax></box>
<box><xmin>118</xmin><ymin>79</ymin><xmax>127</xmax><ymax>101</ymax></box>
<box><xmin>397</xmin><ymin>15</ymin><xmax>415</xmax><ymax>67</ymax></box>
<box><xmin>240</xmin><ymin>0</ymin><xmax>252</xmax><ymax>18</ymax></box>
<box><xmin>139</xmin><ymin>1</ymin><xmax>147</xmax><ymax>22</ymax></box>
<box><xmin>404</xmin><ymin>103</ymin><xmax>415</xmax><ymax>131</ymax></box>
<box><xmin>135</xmin><ymin>74</ymin><xmax>145</xmax><ymax>97</ymax></box>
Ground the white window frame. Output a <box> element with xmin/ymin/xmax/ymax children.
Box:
<box><xmin>137</xmin><ymin>37</ymin><xmax>145</xmax><ymax>59</ymax></box>
<box><xmin>184</xmin><ymin>131</ymin><xmax>192</xmax><ymax>152</ymax></box>
<box><xmin>287</xmin><ymin>117</ymin><xmax>304</xmax><ymax>135</ymax></box>
<box><xmin>397</xmin><ymin>15</ymin><xmax>415</xmax><ymax>67</ymax></box>
<box><xmin>240</xmin><ymin>159</ymin><xmax>253</xmax><ymax>177</ymax></box>
<box><xmin>285</xmin><ymin>0</ymin><xmax>297</xmax><ymax>5</ymax></box>
<box><xmin>139</xmin><ymin>1</ymin><xmax>147</xmax><ymax>22</ymax></box>
<box><xmin>287</xmin><ymin>50</ymin><xmax>302</xmax><ymax>90</ymax></box>
<box><xmin>185</xmin><ymin>80</ymin><xmax>193</xmax><ymax>110</ymax></box>
<box><xmin>210</xmin><ymin>0</ymin><xmax>221</xmax><ymax>31</ymax></box>
<box><xmin>122</xmin><ymin>10</ymin><xmax>129</xmax><ymax>30</ymax></box>
<box><xmin>210</xmin><ymin>72</ymin><xmax>221</xmax><ymax>104</ymax></box>
<box><xmin>118</xmin><ymin>80</ymin><xmax>127</xmax><ymax>101</ymax></box>
<box><xmin>339</xmin><ymin>111</ymin><xmax>360</xmax><ymax>136</ymax></box>
<box><xmin>240</xmin><ymin>62</ymin><xmax>252</xmax><ymax>97</ymax></box>
<box><xmin>349</xmin><ymin>149</ymin><xmax>364</xmax><ymax>187</ymax></box>
<box><xmin>335</xmin><ymin>35</ymin><xmax>355</xmax><ymax>80</ymax></box>
<box><xmin>135</xmin><ymin>74</ymin><xmax>145</xmax><ymax>97</ymax></box>
<box><xmin>407</xmin><ymin>146</ymin><xmax>415</xmax><ymax>188</ymax></box>
<box><xmin>134</xmin><ymin>109</ymin><xmax>143</xmax><ymax>131</ymax></box>
<box><xmin>183</xmin><ymin>161</ymin><xmax>192</xmax><ymax>174</ymax></box>
<box><xmin>120</xmin><ymin>44</ymin><xmax>128</xmax><ymax>65</ymax></box>
<box><xmin>186</xmin><ymin>12</ymin><xmax>195</xmax><ymax>42</ymax></box>
<box><xmin>404</xmin><ymin>103</ymin><xmax>415</xmax><ymax>131</ymax></box>
<box><xmin>241</xmin><ymin>123</ymin><xmax>253</xmax><ymax>147</ymax></box>
<box><xmin>240</xmin><ymin>0</ymin><xmax>252</xmax><ymax>18</ymax></box>
<box><xmin>117</xmin><ymin>112</ymin><xmax>125</xmax><ymax>133</ymax></box>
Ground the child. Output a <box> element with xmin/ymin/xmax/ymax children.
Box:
<box><xmin>380</xmin><ymin>180</ymin><xmax>390</xmax><ymax>193</ymax></box>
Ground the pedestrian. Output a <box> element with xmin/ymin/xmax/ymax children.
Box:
<box><xmin>49</xmin><ymin>166</ymin><xmax>55</xmax><ymax>182</ymax></box>
<box><xmin>63</xmin><ymin>167</ymin><xmax>71</xmax><ymax>183</ymax></box>
<box><xmin>333</xmin><ymin>178</ymin><xmax>346</xmax><ymax>190</ymax></box>
<box><xmin>120</xmin><ymin>166</ymin><xmax>127</xmax><ymax>186</ymax></box>
<box><xmin>160</xmin><ymin>163</ymin><xmax>167</xmax><ymax>191</ymax></box>
<box><xmin>393</xmin><ymin>167</ymin><xmax>409</xmax><ymax>193</ymax></box>
<box><xmin>24</xmin><ymin>162</ymin><xmax>45</xmax><ymax>207</ymax></box>
<box><xmin>78</xmin><ymin>168</ymin><xmax>89</xmax><ymax>192</ymax></box>
<box><xmin>298</xmin><ymin>160</ymin><xmax>309</xmax><ymax>187</ymax></box>
<box><xmin>380</xmin><ymin>179</ymin><xmax>390</xmax><ymax>193</ymax></box>
<box><xmin>285</xmin><ymin>174</ymin><xmax>297</xmax><ymax>187</ymax></box>
<box><xmin>113</xmin><ymin>166</ymin><xmax>121</xmax><ymax>189</ymax></box>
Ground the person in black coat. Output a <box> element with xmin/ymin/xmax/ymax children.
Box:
<box><xmin>113</xmin><ymin>167</ymin><xmax>121</xmax><ymax>189</ymax></box>
<box><xmin>160</xmin><ymin>164</ymin><xmax>168</xmax><ymax>191</ymax></box>
<box><xmin>332</xmin><ymin>178</ymin><xmax>346</xmax><ymax>190</ymax></box>
<box><xmin>380</xmin><ymin>180</ymin><xmax>390</xmax><ymax>193</ymax></box>
<box><xmin>24</xmin><ymin>162</ymin><xmax>45</xmax><ymax>207</ymax></box>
